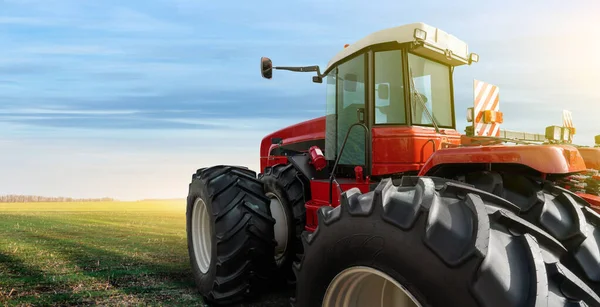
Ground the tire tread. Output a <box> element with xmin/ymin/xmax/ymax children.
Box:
<box><xmin>465</xmin><ymin>172</ymin><xmax>600</xmax><ymax>289</ymax></box>
<box><xmin>187</xmin><ymin>165</ymin><xmax>276</xmax><ymax>305</ymax></box>
<box><xmin>292</xmin><ymin>176</ymin><xmax>599</xmax><ymax>307</ymax></box>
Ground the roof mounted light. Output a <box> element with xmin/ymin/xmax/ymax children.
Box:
<box><xmin>562</xmin><ymin>126</ymin><xmax>571</xmax><ymax>142</ymax></box>
<box><xmin>414</xmin><ymin>28</ymin><xmax>427</xmax><ymax>41</ymax></box>
<box><xmin>469</xmin><ymin>53</ymin><xmax>479</xmax><ymax>64</ymax></box>
<box><xmin>546</xmin><ymin>125</ymin><xmax>572</xmax><ymax>143</ymax></box>
<box><xmin>546</xmin><ymin>126</ymin><xmax>562</xmax><ymax>142</ymax></box>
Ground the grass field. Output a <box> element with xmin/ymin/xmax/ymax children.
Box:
<box><xmin>0</xmin><ymin>200</ymin><xmax>207</xmax><ymax>306</ymax></box>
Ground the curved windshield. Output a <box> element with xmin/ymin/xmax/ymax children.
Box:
<box><xmin>407</xmin><ymin>53</ymin><xmax>453</xmax><ymax>128</ymax></box>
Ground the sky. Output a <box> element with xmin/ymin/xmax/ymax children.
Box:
<box><xmin>0</xmin><ymin>0</ymin><xmax>599</xmax><ymax>200</ymax></box>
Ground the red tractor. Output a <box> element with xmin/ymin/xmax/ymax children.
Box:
<box><xmin>186</xmin><ymin>23</ymin><xmax>600</xmax><ymax>306</ymax></box>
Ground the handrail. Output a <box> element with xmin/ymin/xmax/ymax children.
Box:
<box><xmin>329</xmin><ymin>122</ymin><xmax>370</xmax><ymax>205</ymax></box>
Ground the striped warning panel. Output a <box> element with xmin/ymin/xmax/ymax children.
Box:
<box><xmin>473</xmin><ymin>79</ymin><xmax>500</xmax><ymax>137</ymax></box>
<box><xmin>563</xmin><ymin>110</ymin><xmax>574</xmax><ymax>128</ymax></box>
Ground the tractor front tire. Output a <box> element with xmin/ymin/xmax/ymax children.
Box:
<box><xmin>186</xmin><ymin>165</ymin><xmax>277</xmax><ymax>305</ymax></box>
<box><xmin>259</xmin><ymin>164</ymin><xmax>308</xmax><ymax>284</ymax></box>
<box><xmin>292</xmin><ymin>177</ymin><xmax>600</xmax><ymax>307</ymax></box>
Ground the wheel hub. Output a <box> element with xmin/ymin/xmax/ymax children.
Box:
<box><xmin>191</xmin><ymin>198</ymin><xmax>212</xmax><ymax>274</ymax></box>
<box><xmin>267</xmin><ymin>192</ymin><xmax>289</xmax><ymax>265</ymax></box>
<box><xmin>323</xmin><ymin>266</ymin><xmax>422</xmax><ymax>307</ymax></box>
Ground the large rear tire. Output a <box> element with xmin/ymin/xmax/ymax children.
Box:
<box><xmin>465</xmin><ymin>171</ymin><xmax>600</xmax><ymax>294</ymax></box>
<box><xmin>259</xmin><ymin>164</ymin><xmax>308</xmax><ymax>284</ymax></box>
<box><xmin>186</xmin><ymin>165</ymin><xmax>277</xmax><ymax>305</ymax></box>
<box><xmin>292</xmin><ymin>177</ymin><xmax>600</xmax><ymax>307</ymax></box>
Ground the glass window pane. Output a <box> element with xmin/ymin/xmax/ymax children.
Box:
<box><xmin>374</xmin><ymin>50</ymin><xmax>406</xmax><ymax>124</ymax></box>
<box><xmin>325</xmin><ymin>70</ymin><xmax>336</xmax><ymax>161</ymax></box>
<box><xmin>336</xmin><ymin>54</ymin><xmax>366</xmax><ymax>165</ymax></box>
<box><xmin>407</xmin><ymin>53</ymin><xmax>453</xmax><ymax>128</ymax></box>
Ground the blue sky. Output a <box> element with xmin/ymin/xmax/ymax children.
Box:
<box><xmin>1</xmin><ymin>0</ymin><xmax>599</xmax><ymax>200</ymax></box>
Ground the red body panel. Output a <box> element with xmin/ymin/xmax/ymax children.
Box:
<box><xmin>419</xmin><ymin>144</ymin><xmax>587</xmax><ymax>176</ymax></box>
<box><xmin>578</xmin><ymin>147</ymin><xmax>600</xmax><ymax>170</ymax></box>
<box><xmin>260</xmin><ymin>117</ymin><xmax>325</xmax><ymax>171</ymax></box>
<box><xmin>371</xmin><ymin>126</ymin><xmax>461</xmax><ymax>175</ymax></box>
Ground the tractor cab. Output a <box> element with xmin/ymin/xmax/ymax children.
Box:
<box><xmin>261</xmin><ymin>23</ymin><xmax>479</xmax><ymax>180</ymax></box>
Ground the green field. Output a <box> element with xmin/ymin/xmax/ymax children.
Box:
<box><xmin>0</xmin><ymin>200</ymin><xmax>207</xmax><ymax>306</ymax></box>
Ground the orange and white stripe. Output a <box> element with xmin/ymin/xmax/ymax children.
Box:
<box><xmin>563</xmin><ymin>110</ymin><xmax>574</xmax><ymax>128</ymax></box>
<box><xmin>473</xmin><ymin>79</ymin><xmax>500</xmax><ymax>137</ymax></box>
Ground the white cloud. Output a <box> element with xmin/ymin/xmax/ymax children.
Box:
<box><xmin>161</xmin><ymin>116</ymin><xmax>314</xmax><ymax>130</ymax></box>
<box><xmin>0</xmin><ymin>16</ymin><xmax>56</xmax><ymax>26</ymax></box>
<box><xmin>20</xmin><ymin>45</ymin><xmax>123</xmax><ymax>56</ymax></box>
<box><xmin>87</xmin><ymin>7</ymin><xmax>191</xmax><ymax>34</ymax></box>
<box><xmin>0</xmin><ymin>108</ymin><xmax>140</xmax><ymax>115</ymax></box>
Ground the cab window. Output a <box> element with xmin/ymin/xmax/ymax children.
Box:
<box><xmin>324</xmin><ymin>70</ymin><xmax>337</xmax><ymax>161</ymax></box>
<box><xmin>336</xmin><ymin>54</ymin><xmax>366</xmax><ymax>166</ymax></box>
<box><xmin>407</xmin><ymin>53</ymin><xmax>453</xmax><ymax>128</ymax></box>
<box><xmin>374</xmin><ymin>50</ymin><xmax>406</xmax><ymax>125</ymax></box>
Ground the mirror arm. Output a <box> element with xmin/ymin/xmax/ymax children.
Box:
<box><xmin>274</xmin><ymin>65</ymin><xmax>322</xmax><ymax>77</ymax></box>
<box><xmin>262</xmin><ymin>57</ymin><xmax>323</xmax><ymax>82</ymax></box>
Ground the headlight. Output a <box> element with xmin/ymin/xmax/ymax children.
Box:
<box><xmin>414</xmin><ymin>28</ymin><xmax>427</xmax><ymax>41</ymax></box>
<box><xmin>545</xmin><ymin>126</ymin><xmax>562</xmax><ymax>142</ymax></box>
<box><xmin>561</xmin><ymin>127</ymin><xmax>571</xmax><ymax>141</ymax></box>
<box><xmin>469</xmin><ymin>53</ymin><xmax>479</xmax><ymax>64</ymax></box>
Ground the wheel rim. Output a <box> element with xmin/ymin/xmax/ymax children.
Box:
<box><xmin>266</xmin><ymin>192</ymin><xmax>289</xmax><ymax>266</ymax></box>
<box><xmin>191</xmin><ymin>198</ymin><xmax>212</xmax><ymax>274</ymax></box>
<box><xmin>323</xmin><ymin>266</ymin><xmax>422</xmax><ymax>307</ymax></box>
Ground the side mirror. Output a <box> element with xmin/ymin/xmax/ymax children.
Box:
<box><xmin>377</xmin><ymin>83</ymin><xmax>389</xmax><ymax>100</ymax></box>
<box><xmin>261</xmin><ymin>57</ymin><xmax>273</xmax><ymax>79</ymax></box>
<box><xmin>344</xmin><ymin>73</ymin><xmax>357</xmax><ymax>92</ymax></box>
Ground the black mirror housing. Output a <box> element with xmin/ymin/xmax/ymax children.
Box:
<box><xmin>261</xmin><ymin>57</ymin><xmax>273</xmax><ymax>79</ymax></box>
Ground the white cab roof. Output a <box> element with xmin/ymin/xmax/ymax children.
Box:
<box><xmin>325</xmin><ymin>22</ymin><xmax>471</xmax><ymax>72</ymax></box>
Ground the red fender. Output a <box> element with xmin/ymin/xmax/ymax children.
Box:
<box><xmin>419</xmin><ymin>144</ymin><xmax>587</xmax><ymax>176</ymax></box>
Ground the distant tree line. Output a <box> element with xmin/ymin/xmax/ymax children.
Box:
<box><xmin>0</xmin><ymin>195</ymin><xmax>115</xmax><ymax>203</ymax></box>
